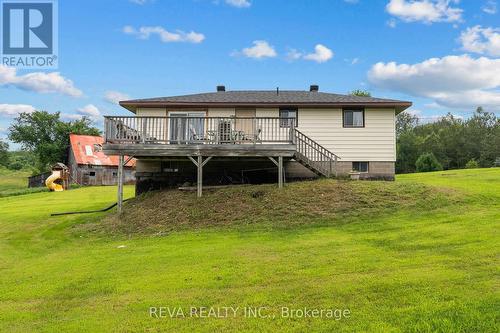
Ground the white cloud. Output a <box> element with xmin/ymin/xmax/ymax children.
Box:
<box><xmin>129</xmin><ymin>0</ymin><xmax>150</xmax><ymax>4</ymax></box>
<box><xmin>303</xmin><ymin>44</ymin><xmax>334</xmax><ymax>63</ymax></box>
<box><xmin>77</xmin><ymin>104</ymin><xmax>100</xmax><ymax>117</ymax></box>
<box><xmin>420</xmin><ymin>114</ymin><xmax>464</xmax><ymax>123</ymax></box>
<box><xmin>387</xmin><ymin>18</ymin><xmax>397</xmax><ymax>28</ymax></box>
<box><xmin>285</xmin><ymin>45</ymin><xmax>334</xmax><ymax>63</ymax></box>
<box><xmin>67</xmin><ymin>104</ymin><xmax>101</xmax><ymax>122</ymax></box>
<box><xmin>235</xmin><ymin>40</ymin><xmax>277</xmax><ymax>59</ymax></box>
<box><xmin>286</xmin><ymin>48</ymin><xmax>303</xmax><ymax>61</ymax></box>
<box><xmin>0</xmin><ymin>104</ymin><xmax>35</xmax><ymax>117</ymax></box>
<box><xmin>406</xmin><ymin>108</ymin><xmax>423</xmax><ymax>118</ymax></box>
<box><xmin>104</xmin><ymin>91</ymin><xmax>130</xmax><ymax>105</ymax></box>
<box><xmin>386</xmin><ymin>0</ymin><xmax>463</xmax><ymax>24</ymax></box>
<box><xmin>122</xmin><ymin>26</ymin><xmax>135</xmax><ymax>34</ymax></box>
<box><xmin>482</xmin><ymin>0</ymin><xmax>497</xmax><ymax>14</ymax></box>
<box><xmin>344</xmin><ymin>57</ymin><xmax>360</xmax><ymax>65</ymax></box>
<box><xmin>0</xmin><ymin>65</ymin><xmax>82</xmax><ymax>97</ymax></box>
<box><xmin>368</xmin><ymin>54</ymin><xmax>500</xmax><ymax>110</ymax></box>
<box><xmin>459</xmin><ymin>25</ymin><xmax>500</xmax><ymax>57</ymax></box>
<box><xmin>225</xmin><ymin>0</ymin><xmax>251</xmax><ymax>8</ymax></box>
<box><xmin>406</xmin><ymin>109</ymin><xmax>466</xmax><ymax>123</ymax></box>
<box><xmin>424</xmin><ymin>102</ymin><xmax>445</xmax><ymax>109</ymax></box>
<box><xmin>63</xmin><ymin>104</ymin><xmax>101</xmax><ymax>123</ymax></box>
<box><xmin>61</xmin><ymin>113</ymin><xmax>85</xmax><ymax>121</ymax></box>
<box><xmin>123</xmin><ymin>25</ymin><xmax>205</xmax><ymax>43</ymax></box>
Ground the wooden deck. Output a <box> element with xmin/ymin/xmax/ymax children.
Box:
<box><xmin>104</xmin><ymin>115</ymin><xmax>339</xmax><ymax>208</ymax></box>
<box><xmin>103</xmin><ymin>143</ymin><xmax>297</xmax><ymax>158</ymax></box>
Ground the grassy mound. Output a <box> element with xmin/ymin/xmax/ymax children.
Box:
<box><xmin>103</xmin><ymin>179</ymin><xmax>458</xmax><ymax>234</ymax></box>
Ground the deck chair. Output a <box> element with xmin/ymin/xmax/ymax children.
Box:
<box><xmin>190</xmin><ymin>127</ymin><xmax>205</xmax><ymax>142</ymax></box>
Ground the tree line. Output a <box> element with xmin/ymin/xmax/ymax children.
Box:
<box><xmin>396</xmin><ymin>107</ymin><xmax>500</xmax><ymax>173</ymax></box>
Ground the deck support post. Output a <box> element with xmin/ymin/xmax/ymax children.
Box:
<box><xmin>268</xmin><ymin>156</ymin><xmax>284</xmax><ymax>188</ymax></box>
<box><xmin>197</xmin><ymin>155</ymin><xmax>202</xmax><ymax>197</ymax></box>
<box><xmin>188</xmin><ymin>156</ymin><xmax>213</xmax><ymax>197</ymax></box>
<box><xmin>278</xmin><ymin>156</ymin><xmax>283</xmax><ymax>188</ymax></box>
<box><xmin>117</xmin><ymin>154</ymin><xmax>124</xmax><ymax>214</ymax></box>
<box><xmin>334</xmin><ymin>156</ymin><xmax>338</xmax><ymax>178</ymax></box>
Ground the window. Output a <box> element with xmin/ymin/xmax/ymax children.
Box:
<box><xmin>343</xmin><ymin>109</ymin><xmax>364</xmax><ymax>128</ymax></box>
<box><xmin>89</xmin><ymin>171</ymin><xmax>96</xmax><ymax>177</ymax></box>
<box><xmin>352</xmin><ymin>162</ymin><xmax>369</xmax><ymax>173</ymax></box>
<box><xmin>112</xmin><ymin>172</ymin><xmax>117</xmax><ymax>177</ymax></box>
<box><xmin>280</xmin><ymin>108</ymin><xmax>297</xmax><ymax>128</ymax></box>
<box><xmin>84</xmin><ymin>145</ymin><xmax>93</xmax><ymax>156</ymax></box>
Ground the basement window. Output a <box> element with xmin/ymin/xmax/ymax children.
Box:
<box><xmin>279</xmin><ymin>108</ymin><xmax>297</xmax><ymax>128</ymax></box>
<box><xmin>343</xmin><ymin>109</ymin><xmax>364</xmax><ymax>128</ymax></box>
<box><xmin>352</xmin><ymin>162</ymin><xmax>369</xmax><ymax>173</ymax></box>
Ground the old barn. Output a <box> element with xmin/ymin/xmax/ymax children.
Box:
<box><xmin>68</xmin><ymin>134</ymin><xmax>135</xmax><ymax>186</ymax></box>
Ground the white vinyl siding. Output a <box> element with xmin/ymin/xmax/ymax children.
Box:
<box><xmin>208</xmin><ymin>108</ymin><xmax>235</xmax><ymax>117</ymax></box>
<box><xmin>136</xmin><ymin>108</ymin><xmax>166</xmax><ymax>116</ymax></box>
<box><xmin>208</xmin><ymin>108</ymin><xmax>280</xmax><ymax>117</ymax></box>
<box><xmin>256</xmin><ymin>108</ymin><xmax>279</xmax><ymax>117</ymax></box>
<box><xmin>296</xmin><ymin>108</ymin><xmax>396</xmax><ymax>161</ymax></box>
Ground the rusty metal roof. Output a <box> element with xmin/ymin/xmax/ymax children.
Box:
<box><xmin>69</xmin><ymin>134</ymin><xmax>135</xmax><ymax>167</ymax></box>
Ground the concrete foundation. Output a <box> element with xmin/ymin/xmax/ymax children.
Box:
<box><xmin>334</xmin><ymin>161</ymin><xmax>395</xmax><ymax>180</ymax></box>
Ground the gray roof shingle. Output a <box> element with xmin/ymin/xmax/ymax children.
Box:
<box><xmin>120</xmin><ymin>90</ymin><xmax>411</xmax><ymax>112</ymax></box>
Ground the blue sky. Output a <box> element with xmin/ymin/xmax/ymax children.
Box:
<box><xmin>1</xmin><ymin>0</ymin><xmax>500</xmax><ymax>144</ymax></box>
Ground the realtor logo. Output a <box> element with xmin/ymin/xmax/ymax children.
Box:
<box><xmin>1</xmin><ymin>0</ymin><xmax>58</xmax><ymax>68</ymax></box>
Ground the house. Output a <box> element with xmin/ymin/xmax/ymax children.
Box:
<box><xmin>68</xmin><ymin>134</ymin><xmax>135</xmax><ymax>186</ymax></box>
<box><xmin>102</xmin><ymin>85</ymin><xmax>411</xmax><ymax>210</ymax></box>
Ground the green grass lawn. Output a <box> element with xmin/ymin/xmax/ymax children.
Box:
<box><xmin>0</xmin><ymin>169</ymin><xmax>498</xmax><ymax>332</ymax></box>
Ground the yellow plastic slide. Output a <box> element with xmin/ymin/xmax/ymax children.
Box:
<box><xmin>45</xmin><ymin>170</ymin><xmax>64</xmax><ymax>192</ymax></box>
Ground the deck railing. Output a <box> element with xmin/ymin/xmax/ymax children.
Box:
<box><xmin>104</xmin><ymin>116</ymin><xmax>296</xmax><ymax>145</ymax></box>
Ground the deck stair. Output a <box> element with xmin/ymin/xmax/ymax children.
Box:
<box><xmin>293</xmin><ymin>129</ymin><xmax>340</xmax><ymax>177</ymax></box>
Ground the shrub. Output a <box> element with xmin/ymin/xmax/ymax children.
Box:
<box><xmin>465</xmin><ymin>159</ymin><xmax>480</xmax><ymax>169</ymax></box>
<box><xmin>415</xmin><ymin>153</ymin><xmax>443</xmax><ymax>172</ymax></box>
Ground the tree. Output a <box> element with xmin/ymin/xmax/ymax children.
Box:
<box><xmin>464</xmin><ymin>107</ymin><xmax>499</xmax><ymax>167</ymax></box>
<box><xmin>415</xmin><ymin>153</ymin><xmax>443</xmax><ymax>172</ymax></box>
<box><xmin>395</xmin><ymin>108</ymin><xmax>499</xmax><ymax>173</ymax></box>
<box><xmin>0</xmin><ymin>140</ymin><xmax>9</xmax><ymax>167</ymax></box>
<box><xmin>7</xmin><ymin>150</ymin><xmax>37</xmax><ymax>171</ymax></box>
<box><xmin>349</xmin><ymin>89</ymin><xmax>371</xmax><ymax>97</ymax></box>
<box><xmin>8</xmin><ymin>111</ymin><xmax>100</xmax><ymax>171</ymax></box>
<box><xmin>396</xmin><ymin>112</ymin><xmax>419</xmax><ymax>137</ymax></box>
<box><xmin>465</xmin><ymin>159</ymin><xmax>480</xmax><ymax>169</ymax></box>
<box><xmin>396</xmin><ymin>132</ymin><xmax>422</xmax><ymax>174</ymax></box>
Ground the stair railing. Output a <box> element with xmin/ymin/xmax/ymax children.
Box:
<box><xmin>294</xmin><ymin>129</ymin><xmax>340</xmax><ymax>177</ymax></box>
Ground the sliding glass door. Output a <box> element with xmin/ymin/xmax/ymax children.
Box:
<box><xmin>169</xmin><ymin>112</ymin><xmax>205</xmax><ymax>143</ymax></box>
